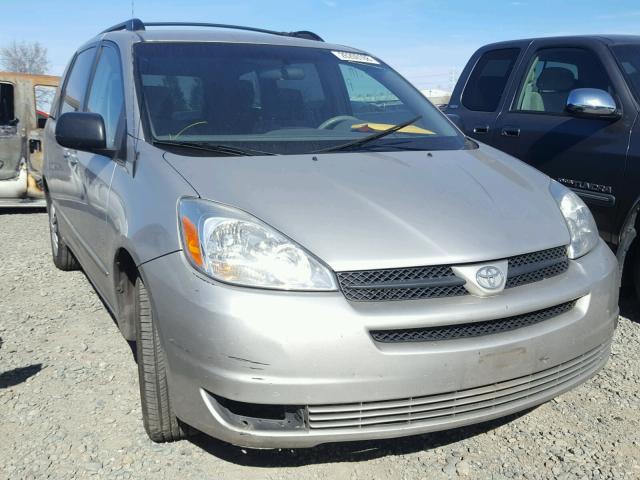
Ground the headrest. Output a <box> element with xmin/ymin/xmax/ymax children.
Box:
<box><xmin>536</xmin><ymin>67</ymin><xmax>575</xmax><ymax>92</ymax></box>
<box><xmin>236</xmin><ymin>80</ymin><xmax>255</xmax><ymax>103</ymax></box>
<box><xmin>277</xmin><ymin>88</ymin><xmax>303</xmax><ymax>104</ymax></box>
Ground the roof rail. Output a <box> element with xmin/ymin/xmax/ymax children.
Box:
<box><xmin>101</xmin><ymin>18</ymin><xmax>145</xmax><ymax>34</ymax></box>
<box><xmin>99</xmin><ymin>19</ymin><xmax>324</xmax><ymax>42</ymax></box>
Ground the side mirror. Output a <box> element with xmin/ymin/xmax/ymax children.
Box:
<box><xmin>565</xmin><ymin>88</ymin><xmax>620</xmax><ymax>119</ymax></box>
<box><xmin>8</xmin><ymin>117</ymin><xmax>19</xmax><ymax>127</ymax></box>
<box><xmin>55</xmin><ymin>112</ymin><xmax>111</xmax><ymax>154</ymax></box>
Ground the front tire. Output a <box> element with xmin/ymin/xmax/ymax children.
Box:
<box><xmin>47</xmin><ymin>199</ymin><xmax>79</xmax><ymax>271</ymax></box>
<box><xmin>135</xmin><ymin>278</ymin><xmax>188</xmax><ymax>442</ymax></box>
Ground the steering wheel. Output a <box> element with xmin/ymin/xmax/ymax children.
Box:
<box><xmin>172</xmin><ymin>120</ymin><xmax>208</xmax><ymax>139</ymax></box>
<box><xmin>318</xmin><ymin>115</ymin><xmax>360</xmax><ymax>130</ymax></box>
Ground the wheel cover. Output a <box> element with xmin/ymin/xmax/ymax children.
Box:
<box><xmin>49</xmin><ymin>204</ymin><xmax>59</xmax><ymax>256</ymax></box>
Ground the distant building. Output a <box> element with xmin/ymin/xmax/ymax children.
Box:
<box><xmin>420</xmin><ymin>88</ymin><xmax>451</xmax><ymax>107</ymax></box>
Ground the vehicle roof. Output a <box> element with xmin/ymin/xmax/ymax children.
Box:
<box><xmin>95</xmin><ymin>28</ymin><xmax>364</xmax><ymax>55</ymax></box>
<box><xmin>479</xmin><ymin>34</ymin><xmax>640</xmax><ymax>50</ymax></box>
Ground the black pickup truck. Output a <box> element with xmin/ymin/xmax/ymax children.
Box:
<box><xmin>446</xmin><ymin>35</ymin><xmax>640</xmax><ymax>299</ymax></box>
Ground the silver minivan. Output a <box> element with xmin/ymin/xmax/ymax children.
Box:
<box><xmin>44</xmin><ymin>19</ymin><xmax>619</xmax><ymax>448</ymax></box>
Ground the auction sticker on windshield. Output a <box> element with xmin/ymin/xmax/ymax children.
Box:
<box><xmin>332</xmin><ymin>51</ymin><xmax>380</xmax><ymax>64</ymax></box>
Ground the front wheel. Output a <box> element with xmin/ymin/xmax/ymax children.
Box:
<box><xmin>135</xmin><ymin>278</ymin><xmax>189</xmax><ymax>442</ymax></box>
<box><xmin>47</xmin><ymin>199</ymin><xmax>79</xmax><ymax>271</ymax></box>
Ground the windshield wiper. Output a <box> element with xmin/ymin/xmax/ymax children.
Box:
<box><xmin>312</xmin><ymin>115</ymin><xmax>422</xmax><ymax>154</ymax></box>
<box><xmin>153</xmin><ymin>140</ymin><xmax>276</xmax><ymax>157</ymax></box>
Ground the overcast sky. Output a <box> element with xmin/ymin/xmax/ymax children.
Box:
<box><xmin>2</xmin><ymin>0</ymin><xmax>640</xmax><ymax>90</ymax></box>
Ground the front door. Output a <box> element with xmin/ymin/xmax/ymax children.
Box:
<box><xmin>73</xmin><ymin>42</ymin><xmax>125</xmax><ymax>298</ymax></box>
<box><xmin>491</xmin><ymin>42</ymin><xmax>633</xmax><ymax>242</ymax></box>
<box><xmin>47</xmin><ymin>46</ymin><xmax>97</xmax><ymax>242</ymax></box>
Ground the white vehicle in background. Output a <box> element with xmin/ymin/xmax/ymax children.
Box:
<box><xmin>0</xmin><ymin>72</ymin><xmax>58</xmax><ymax>207</ymax></box>
<box><xmin>421</xmin><ymin>88</ymin><xmax>451</xmax><ymax>109</ymax></box>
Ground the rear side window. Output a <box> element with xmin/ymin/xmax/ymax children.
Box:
<box><xmin>0</xmin><ymin>83</ymin><xmax>15</xmax><ymax>126</ymax></box>
<box><xmin>515</xmin><ymin>48</ymin><xmax>613</xmax><ymax>114</ymax></box>
<box><xmin>462</xmin><ymin>48</ymin><xmax>520</xmax><ymax>112</ymax></box>
<box><xmin>60</xmin><ymin>47</ymin><xmax>96</xmax><ymax>114</ymax></box>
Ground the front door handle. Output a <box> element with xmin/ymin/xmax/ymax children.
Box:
<box><xmin>64</xmin><ymin>149</ymin><xmax>78</xmax><ymax>166</ymax></box>
<box><xmin>473</xmin><ymin>125</ymin><xmax>490</xmax><ymax>134</ymax></box>
<box><xmin>501</xmin><ymin>126</ymin><xmax>521</xmax><ymax>137</ymax></box>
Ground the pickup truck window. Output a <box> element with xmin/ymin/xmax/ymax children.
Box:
<box><xmin>0</xmin><ymin>82</ymin><xmax>15</xmax><ymax>126</ymax></box>
<box><xmin>515</xmin><ymin>48</ymin><xmax>612</xmax><ymax>114</ymax></box>
<box><xmin>611</xmin><ymin>45</ymin><xmax>640</xmax><ymax>103</ymax></box>
<box><xmin>35</xmin><ymin>85</ymin><xmax>56</xmax><ymax>128</ymax></box>
<box><xmin>461</xmin><ymin>48</ymin><xmax>519</xmax><ymax>112</ymax></box>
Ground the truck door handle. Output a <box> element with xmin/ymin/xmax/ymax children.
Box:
<box><xmin>501</xmin><ymin>126</ymin><xmax>521</xmax><ymax>137</ymax></box>
<box><xmin>473</xmin><ymin>125</ymin><xmax>490</xmax><ymax>134</ymax></box>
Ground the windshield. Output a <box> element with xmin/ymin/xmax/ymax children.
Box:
<box><xmin>612</xmin><ymin>44</ymin><xmax>640</xmax><ymax>102</ymax></box>
<box><xmin>134</xmin><ymin>42</ymin><xmax>465</xmax><ymax>155</ymax></box>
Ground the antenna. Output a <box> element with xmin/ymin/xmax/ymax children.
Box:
<box><xmin>131</xmin><ymin>0</ymin><xmax>134</xmax><ymax>17</ymax></box>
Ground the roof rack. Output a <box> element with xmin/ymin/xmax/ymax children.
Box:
<box><xmin>100</xmin><ymin>18</ymin><xmax>324</xmax><ymax>42</ymax></box>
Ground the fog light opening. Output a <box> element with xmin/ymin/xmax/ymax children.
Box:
<box><xmin>209</xmin><ymin>392</ymin><xmax>306</xmax><ymax>431</ymax></box>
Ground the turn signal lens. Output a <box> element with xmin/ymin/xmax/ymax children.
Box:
<box><xmin>181</xmin><ymin>216</ymin><xmax>203</xmax><ymax>267</ymax></box>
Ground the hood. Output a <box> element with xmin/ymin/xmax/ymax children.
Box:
<box><xmin>164</xmin><ymin>144</ymin><xmax>570</xmax><ymax>271</ymax></box>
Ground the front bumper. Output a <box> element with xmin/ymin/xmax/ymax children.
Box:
<box><xmin>141</xmin><ymin>240</ymin><xmax>619</xmax><ymax>448</ymax></box>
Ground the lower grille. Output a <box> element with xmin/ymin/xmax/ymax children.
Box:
<box><xmin>307</xmin><ymin>342</ymin><xmax>608</xmax><ymax>430</ymax></box>
<box><xmin>370</xmin><ymin>300</ymin><xmax>576</xmax><ymax>343</ymax></box>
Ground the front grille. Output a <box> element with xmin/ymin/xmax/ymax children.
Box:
<box><xmin>307</xmin><ymin>342</ymin><xmax>609</xmax><ymax>430</ymax></box>
<box><xmin>336</xmin><ymin>265</ymin><xmax>467</xmax><ymax>302</ymax></box>
<box><xmin>370</xmin><ymin>300</ymin><xmax>576</xmax><ymax>343</ymax></box>
<box><xmin>506</xmin><ymin>246</ymin><xmax>569</xmax><ymax>289</ymax></box>
<box><xmin>336</xmin><ymin>246</ymin><xmax>568</xmax><ymax>302</ymax></box>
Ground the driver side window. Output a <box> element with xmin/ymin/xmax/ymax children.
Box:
<box><xmin>515</xmin><ymin>48</ymin><xmax>613</xmax><ymax>114</ymax></box>
<box><xmin>86</xmin><ymin>44</ymin><xmax>125</xmax><ymax>149</ymax></box>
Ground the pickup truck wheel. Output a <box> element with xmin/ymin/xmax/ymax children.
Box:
<box><xmin>47</xmin><ymin>200</ymin><xmax>79</xmax><ymax>271</ymax></box>
<box><xmin>135</xmin><ymin>278</ymin><xmax>188</xmax><ymax>442</ymax></box>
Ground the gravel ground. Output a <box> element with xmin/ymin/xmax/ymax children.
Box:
<box><xmin>1</xmin><ymin>211</ymin><xmax>639</xmax><ymax>480</ymax></box>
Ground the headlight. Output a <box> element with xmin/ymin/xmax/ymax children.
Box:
<box><xmin>178</xmin><ymin>198</ymin><xmax>337</xmax><ymax>290</ymax></box>
<box><xmin>549</xmin><ymin>180</ymin><xmax>599</xmax><ymax>259</ymax></box>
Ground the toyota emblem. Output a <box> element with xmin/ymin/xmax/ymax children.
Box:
<box><xmin>476</xmin><ymin>266</ymin><xmax>504</xmax><ymax>290</ymax></box>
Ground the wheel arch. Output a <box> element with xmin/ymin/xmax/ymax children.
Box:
<box><xmin>113</xmin><ymin>247</ymin><xmax>140</xmax><ymax>341</ymax></box>
<box><xmin>617</xmin><ymin>195</ymin><xmax>640</xmax><ymax>287</ymax></box>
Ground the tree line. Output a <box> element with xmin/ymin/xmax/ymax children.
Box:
<box><xmin>0</xmin><ymin>41</ymin><xmax>50</xmax><ymax>75</ymax></box>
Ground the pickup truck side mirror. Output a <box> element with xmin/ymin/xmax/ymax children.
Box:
<box><xmin>55</xmin><ymin>112</ymin><xmax>114</xmax><ymax>156</ymax></box>
<box><xmin>565</xmin><ymin>88</ymin><xmax>620</xmax><ymax>120</ymax></box>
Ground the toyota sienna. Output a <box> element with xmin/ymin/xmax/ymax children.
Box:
<box><xmin>43</xmin><ymin>19</ymin><xmax>619</xmax><ymax>448</ymax></box>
